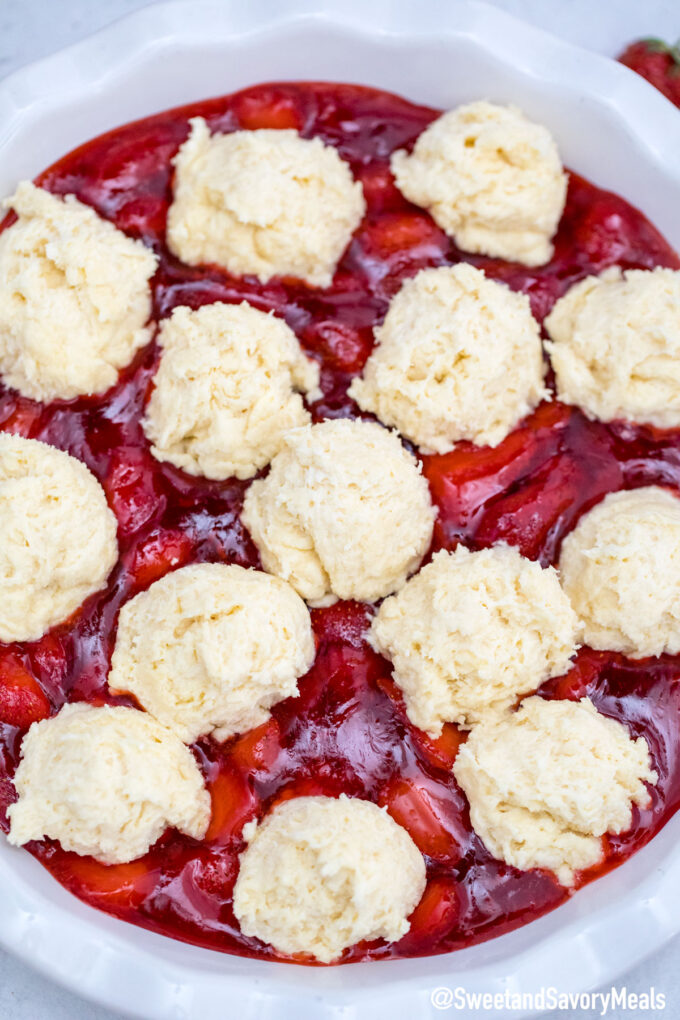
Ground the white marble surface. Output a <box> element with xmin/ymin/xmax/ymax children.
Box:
<box><xmin>1</xmin><ymin>1</ymin><xmax>679</xmax><ymax>1017</ymax></box>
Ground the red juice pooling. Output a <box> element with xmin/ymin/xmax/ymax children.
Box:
<box><xmin>0</xmin><ymin>81</ymin><xmax>679</xmax><ymax>963</ymax></box>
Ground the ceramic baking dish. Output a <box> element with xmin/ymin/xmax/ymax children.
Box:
<box><xmin>1</xmin><ymin>2</ymin><xmax>680</xmax><ymax>1017</ymax></box>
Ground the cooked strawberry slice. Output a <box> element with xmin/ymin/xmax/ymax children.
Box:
<box><xmin>541</xmin><ymin>648</ymin><xmax>609</xmax><ymax>702</ymax></box>
<box><xmin>234</xmin><ymin>88</ymin><xmax>302</xmax><ymax>130</ymax></box>
<box><xmin>474</xmin><ymin>415</ymin><xmax>622</xmax><ymax>564</ymax></box>
<box><xmin>410</xmin><ymin>724</ymin><xmax>465</xmax><ymax>772</ymax></box>
<box><xmin>618</xmin><ymin>38</ymin><xmax>680</xmax><ymax>108</ymax></box>
<box><xmin>380</xmin><ymin>775</ymin><xmax>464</xmax><ymax>864</ymax></box>
<box><xmin>423</xmin><ymin>402</ymin><xmax>570</xmax><ymax>548</ymax></box>
<box><xmin>30</xmin><ymin>634</ymin><xmax>69</xmax><ymax>694</ymax></box>
<box><xmin>103</xmin><ymin>446</ymin><xmax>165</xmax><ymax>536</ymax></box>
<box><xmin>184</xmin><ymin>848</ymin><xmax>238</xmax><ymax>900</ymax></box>
<box><xmin>360</xmin><ymin>212</ymin><xmax>447</xmax><ymax>258</ymax></box>
<box><xmin>229</xmin><ymin>718</ymin><xmax>282</xmax><ymax>773</ymax></box>
<box><xmin>311</xmin><ymin>600</ymin><xmax>374</xmax><ymax>647</ymax></box>
<box><xmin>114</xmin><ymin>194</ymin><xmax>168</xmax><ymax>240</ymax></box>
<box><xmin>65</xmin><ymin>855</ymin><xmax>157</xmax><ymax>909</ymax></box>
<box><xmin>357</xmin><ymin>164</ymin><xmax>403</xmax><ymax>214</ymax></box>
<box><xmin>0</xmin><ymin>401</ymin><xmax>41</xmax><ymax>437</ymax></box>
<box><xmin>398</xmin><ymin>876</ymin><xmax>460</xmax><ymax>951</ymax></box>
<box><xmin>0</xmin><ymin>655</ymin><xmax>50</xmax><ymax>729</ymax></box>
<box><xmin>205</xmin><ymin>765</ymin><xmax>258</xmax><ymax>844</ymax></box>
<box><xmin>127</xmin><ymin>528</ymin><xmax>192</xmax><ymax>590</ymax></box>
<box><xmin>303</xmin><ymin>321</ymin><xmax>373</xmax><ymax>374</ymax></box>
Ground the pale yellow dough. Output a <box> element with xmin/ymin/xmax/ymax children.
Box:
<box><xmin>545</xmin><ymin>266</ymin><xmax>680</xmax><ymax>428</ymax></box>
<box><xmin>109</xmin><ymin>563</ymin><xmax>316</xmax><ymax>743</ymax></box>
<box><xmin>453</xmin><ymin>696</ymin><xmax>656</xmax><ymax>886</ymax></box>
<box><xmin>559</xmin><ymin>486</ymin><xmax>680</xmax><ymax>658</ymax></box>
<box><xmin>349</xmin><ymin>264</ymin><xmax>547</xmax><ymax>451</ymax></box>
<box><xmin>143</xmin><ymin>301</ymin><xmax>320</xmax><ymax>480</ymax></box>
<box><xmin>371</xmin><ymin>545</ymin><xmax>580</xmax><ymax>735</ymax></box>
<box><xmin>0</xmin><ymin>434</ymin><xmax>118</xmax><ymax>643</ymax></box>
<box><xmin>0</xmin><ymin>181</ymin><xmax>157</xmax><ymax>401</ymax></box>
<box><xmin>7</xmin><ymin>703</ymin><xmax>210</xmax><ymax>864</ymax></box>
<box><xmin>241</xmin><ymin>419</ymin><xmax>435</xmax><ymax>605</ymax></box>
<box><xmin>233</xmin><ymin>795</ymin><xmax>426</xmax><ymax>962</ymax></box>
<box><xmin>391</xmin><ymin>101</ymin><xmax>567</xmax><ymax>266</ymax></box>
<box><xmin>167</xmin><ymin>119</ymin><xmax>366</xmax><ymax>286</ymax></box>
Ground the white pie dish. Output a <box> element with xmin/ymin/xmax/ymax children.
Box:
<box><xmin>1</xmin><ymin>1</ymin><xmax>680</xmax><ymax>1017</ymax></box>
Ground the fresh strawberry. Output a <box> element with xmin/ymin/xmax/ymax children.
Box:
<box><xmin>618</xmin><ymin>38</ymin><xmax>680</xmax><ymax>108</ymax></box>
<box><xmin>0</xmin><ymin>655</ymin><xmax>50</xmax><ymax>729</ymax></box>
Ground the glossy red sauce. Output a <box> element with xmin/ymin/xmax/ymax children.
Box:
<box><xmin>0</xmin><ymin>81</ymin><xmax>680</xmax><ymax>964</ymax></box>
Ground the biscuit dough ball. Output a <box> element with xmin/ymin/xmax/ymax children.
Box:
<box><xmin>142</xmin><ymin>302</ymin><xmax>320</xmax><ymax>480</ymax></box>
<box><xmin>7</xmin><ymin>703</ymin><xmax>210</xmax><ymax>864</ymax></box>
<box><xmin>453</xmin><ymin>696</ymin><xmax>657</xmax><ymax>885</ymax></box>
<box><xmin>167</xmin><ymin>119</ymin><xmax>366</xmax><ymax>287</ymax></box>
<box><xmin>241</xmin><ymin>419</ymin><xmax>435</xmax><ymax>605</ymax></box>
<box><xmin>559</xmin><ymin>486</ymin><xmax>680</xmax><ymax>658</ymax></box>
<box><xmin>371</xmin><ymin>545</ymin><xmax>579</xmax><ymax>735</ymax></box>
<box><xmin>391</xmin><ymin>101</ymin><xmax>567</xmax><ymax>266</ymax></box>
<box><xmin>0</xmin><ymin>181</ymin><xmax>157</xmax><ymax>401</ymax></box>
<box><xmin>349</xmin><ymin>264</ymin><xmax>547</xmax><ymax>451</ymax></box>
<box><xmin>233</xmin><ymin>795</ymin><xmax>426</xmax><ymax>962</ymax></box>
<box><xmin>0</xmin><ymin>434</ymin><xmax>118</xmax><ymax>643</ymax></box>
<box><xmin>545</xmin><ymin>267</ymin><xmax>680</xmax><ymax>428</ymax></box>
<box><xmin>109</xmin><ymin>563</ymin><xmax>315</xmax><ymax>743</ymax></box>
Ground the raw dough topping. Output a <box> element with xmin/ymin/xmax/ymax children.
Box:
<box><xmin>109</xmin><ymin>563</ymin><xmax>315</xmax><ymax>743</ymax></box>
<box><xmin>143</xmin><ymin>301</ymin><xmax>320</xmax><ymax>480</ymax></box>
<box><xmin>241</xmin><ymin>418</ymin><xmax>436</xmax><ymax>605</ymax></box>
<box><xmin>167</xmin><ymin>118</ymin><xmax>366</xmax><ymax>286</ymax></box>
<box><xmin>0</xmin><ymin>433</ymin><xmax>118</xmax><ymax>643</ymax></box>
<box><xmin>7</xmin><ymin>703</ymin><xmax>210</xmax><ymax>864</ymax></box>
<box><xmin>545</xmin><ymin>266</ymin><xmax>680</xmax><ymax>428</ymax></box>
<box><xmin>559</xmin><ymin>486</ymin><xmax>680</xmax><ymax>658</ymax></box>
<box><xmin>233</xmin><ymin>795</ymin><xmax>426</xmax><ymax>962</ymax></box>
<box><xmin>391</xmin><ymin>101</ymin><xmax>567</xmax><ymax>266</ymax></box>
<box><xmin>453</xmin><ymin>696</ymin><xmax>657</xmax><ymax>886</ymax></box>
<box><xmin>371</xmin><ymin>545</ymin><xmax>580</xmax><ymax>734</ymax></box>
<box><xmin>349</xmin><ymin>264</ymin><xmax>547</xmax><ymax>451</ymax></box>
<box><xmin>0</xmin><ymin>182</ymin><xmax>157</xmax><ymax>401</ymax></box>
